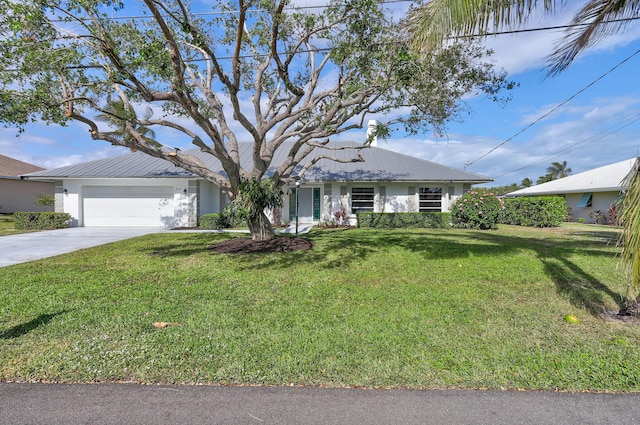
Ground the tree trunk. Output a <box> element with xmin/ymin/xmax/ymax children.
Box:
<box><xmin>247</xmin><ymin>210</ymin><xmax>276</xmax><ymax>241</ymax></box>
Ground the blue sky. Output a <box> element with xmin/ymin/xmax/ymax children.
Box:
<box><xmin>2</xmin><ymin>1</ymin><xmax>640</xmax><ymax>188</ymax></box>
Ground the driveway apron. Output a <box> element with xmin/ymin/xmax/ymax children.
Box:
<box><xmin>0</xmin><ymin>227</ymin><xmax>165</xmax><ymax>268</ymax></box>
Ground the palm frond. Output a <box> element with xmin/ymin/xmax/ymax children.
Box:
<box><xmin>620</xmin><ymin>158</ymin><xmax>640</xmax><ymax>300</ymax></box>
<box><xmin>547</xmin><ymin>0</ymin><xmax>640</xmax><ymax>75</ymax></box>
<box><xmin>409</xmin><ymin>0</ymin><xmax>552</xmax><ymax>53</ymax></box>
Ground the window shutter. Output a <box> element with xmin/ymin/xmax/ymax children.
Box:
<box><xmin>577</xmin><ymin>193</ymin><xmax>593</xmax><ymax>208</ymax></box>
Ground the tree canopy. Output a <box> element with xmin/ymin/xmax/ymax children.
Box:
<box><xmin>0</xmin><ymin>0</ymin><xmax>513</xmax><ymax>239</ymax></box>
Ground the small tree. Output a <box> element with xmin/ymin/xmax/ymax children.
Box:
<box><xmin>35</xmin><ymin>193</ymin><xmax>55</xmax><ymax>210</ymax></box>
<box><xmin>0</xmin><ymin>0</ymin><xmax>513</xmax><ymax>240</ymax></box>
<box><xmin>227</xmin><ymin>178</ymin><xmax>283</xmax><ymax>241</ymax></box>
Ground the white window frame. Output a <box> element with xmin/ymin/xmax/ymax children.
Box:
<box><xmin>419</xmin><ymin>187</ymin><xmax>443</xmax><ymax>212</ymax></box>
<box><xmin>351</xmin><ymin>187</ymin><xmax>375</xmax><ymax>213</ymax></box>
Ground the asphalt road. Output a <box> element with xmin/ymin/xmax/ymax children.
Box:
<box><xmin>1</xmin><ymin>383</ymin><xmax>639</xmax><ymax>424</ymax></box>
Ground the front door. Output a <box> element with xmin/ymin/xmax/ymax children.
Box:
<box><xmin>298</xmin><ymin>188</ymin><xmax>313</xmax><ymax>222</ymax></box>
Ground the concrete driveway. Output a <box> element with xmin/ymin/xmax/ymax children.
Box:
<box><xmin>0</xmin><ymin>227</ymin><xmax>165</xmax><ymax>268</ymax></box>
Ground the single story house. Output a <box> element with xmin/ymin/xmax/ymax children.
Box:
<box><xmin>22</xmin><ymin>140</ymin><xmax>491</xmax><ymax>228</ymax></box>
<box><xmin>0</xmin><ymin>154</ymin><xmax>54</xmax><ymax>213</ymax></box>
<box><xmin>505</xmin><ymin>157</ymin><xmax>637</xmax><ymax>223</ymax></box>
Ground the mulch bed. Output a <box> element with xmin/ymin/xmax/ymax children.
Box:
<box><xmin>208</xmin><ymin>236</ymin><xmax>313</xmax><ymax>254</ymax></box>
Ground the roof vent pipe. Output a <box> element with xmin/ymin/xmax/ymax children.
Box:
<box><xmin>366</xmin><ymin>120</ymin><xmax>378</xmax><ymax>147</ymax></box>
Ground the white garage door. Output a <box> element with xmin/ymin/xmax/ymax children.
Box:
<box><xmin>83</xmin><ymin>186</ymin><xmax>174</xmax><ymax>227</ymax></box>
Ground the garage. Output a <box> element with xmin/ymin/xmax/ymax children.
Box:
<box><xmin>82</xmin><ymin>186</ymin><xmax>175</xmax><ymax>227</ymax></box>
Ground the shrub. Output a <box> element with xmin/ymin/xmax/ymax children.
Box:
<box><xmin>607</xmin><ymin>203</ymin><xmax>619</xmax><ymax>225</ymax></box>
<box><xmin>451</xmin><ymin>191</ymin><xmax>504</xmax><ymax>230</ymax></box>
<box><xmin>500</xmin><ymin>196</ymin><xmax>567</xmax><ymax>227</ymax></box>
<box><xmin>35</xmin><ymin>193</ymin><xmax>55</xmax><ymax>208</ymax></box>
<box><xmin>334</xmin><ymin>208</ymin><xmax>348</xmax><ymax>226</ymax></box>
<box><xmin>357</xmin><ymin>212</ymin><xmax>451</xmax><ymax>229</ymax></box>
<box><xmin>589</xmin><ymin>209</ymin><xmax>605</xmax><ymax>224</ymax></box>
<box><xmin>199</xmin><ymin>212</ymin><xmax>231</xmax><ymax>229</ymax></box>
<box><xmin>14</xmin><ymin>212</ymin><xmax>71</xmax><ymax>230</ymax></box>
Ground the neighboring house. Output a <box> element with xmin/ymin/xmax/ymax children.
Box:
<box><xmin>0</xmin><ymin>154</ymin><xmax>54</xmax><ymax>213</ymax></box>
<box><xmin>22</xmin><ymin>140</ymin><xmax>491</xmax><ymax>228</ymax></box>
<box><xmin>505</xmin><ymin>158</ymin><xmax>636</xmax><ymax>223</ymax></box>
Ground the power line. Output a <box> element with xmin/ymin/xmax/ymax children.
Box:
<box><xmin>50</xmin><ymin>0</ymin><xmax>414</xmax><ymax>22</ymax></box>
<box><xmin>454</xmin><ymin>16</ymin><xmax>640</xmax><ymax>39</ymax></box>
<box><xmin>492</xmin><ymin>112</ymin><xmax>640</xmax><ymax>179</ymax></box>
<box><xmin>464</xmin><ymin>46</ymin><xmax>640</xmax><ymax>170</ymax></box>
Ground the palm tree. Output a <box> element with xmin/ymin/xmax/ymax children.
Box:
<box><xmin>95</xmin><ymin>98</ymin><xmax>160</xmax><ymax>151</ymax></box>
<box><xmin>408</xmin><ymin>0</ymin><xmax>640</xmax><ymax>310</ymax></box>
<box><xmin>520</xmin><ymin>177</ymin><xmax>532</xmax><ymax>188</ymax></box>
<box><xmin>546</xmin><ymin>161</ymin><xmax>572</xmax><ymax>180</ymax></box>
<box><xmin>621</xmin><ymin>160</ymin><xmax>640</xmax><ymax>311</ymax></box>
<box><xmin>536</xmin><ymin>174</ymin><xmax>553</xmax><ymax>185</ymax></box>
<box><xmin>408</xmin><ymin>0</ymin><xmax>640</xmax><ymax>76</ymax></box>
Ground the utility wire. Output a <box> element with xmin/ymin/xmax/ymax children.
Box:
<box><xmin>464</xmin><ymin>46</ymin><xmax>640</xmax><ymax>169</ymax></box>
<box><xmin>454</xmin><ymin>16</ymin><xmax>640</xmax><ymax>38</ymax></box>
<box><xmin>14</xmin><ymin>16</ymin><xmax>640</xmax><ymax>73</ymax></box>
<box><xmin>492</xmin><ymin>112</ymin><xmax>640</xmax><ymax>179</ymax></box>
<box><xmin>50</xmin><ymin>0</ymin><xmax>414</xmax><ymax>22</ymax></box>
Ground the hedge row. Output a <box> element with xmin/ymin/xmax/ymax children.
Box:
<box><xmin>14</xmin><ymin>212</ymin><xmax>72</xmax><ymax>230</ymax></box>
<box><xmin>356</xmin><ymin>196</ymin><xmax>566</xmax><ymax>230</ymax></box>
<box><xmin>356</xmin><ymin>212</ymin><xmax>451</xmax><ymax>229</ymax></box>
<box><xmin>500</xmin><ymin>196</ymin><xmax>567</xmax><ymax>227</ymax></box>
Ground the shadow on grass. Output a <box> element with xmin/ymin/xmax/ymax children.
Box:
<box><xmin>464</xmin><ymin>231</ymin><xmax>624</xmax><ymax>315</ymax></box>
<box><xmin>140</xmin><ymin>228</ymin><xmax>625</xmax><ymax>316</ymax></box>
<box><xmin>543</xmin><ymin>257</ymin><xmax>623</xmax><ymax>315</ymax></box>
<box><xmin>143</xmin><ymin>233</ymin><xmax>230</xmax><ymax>258</ymax></box>
<box><xmin>0</xmin><ymin>310</ymin><xmax>69</xmax><ymax>339</ymax></box>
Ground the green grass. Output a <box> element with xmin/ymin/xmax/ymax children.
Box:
<box><xmin>0</xmin><ymin>214</ymin><xmax>23</xmax><ymax>236</ymax></box>
<box><xmin>1</xmin><ymin>224</ymin><xmax>639</xmax><ymax>391</ymax></box>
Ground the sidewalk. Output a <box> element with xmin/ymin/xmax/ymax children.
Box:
<box><xmin>1</xmin><ymin>383</ymin><xmax>639</xmax><ymax>425</ymax></box>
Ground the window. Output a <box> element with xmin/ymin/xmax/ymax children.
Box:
<box><xmin>351</xmin><ymin>187</ymin><xmax>374</xmax><ymax>213</ymax></box>
<box><xmin>577</xmin><ymin>193</ymin><xmax>593</xmax><ymax>208</ymax></box>
<box><xmin>419</xmin><ymin>187</ymin><xmax>442</xmax><ymax>212</ymax></box>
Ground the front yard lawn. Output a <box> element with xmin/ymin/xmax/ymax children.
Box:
<box><xmin>0</xmin><ymin>214</ymin><xmax>21</xmax><ymax>236</ymax></box>
<box><xmin>1</xmin><ymin>224</ymin><xmax>638</xmax><ymax>391</ymax></box>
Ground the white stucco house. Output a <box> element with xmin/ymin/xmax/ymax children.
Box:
<box><xmin>506</xmin><ymin>158</ymin><xmax>636</xmax><ymax>223</ymax></box>
<box><xmin>22</xmin><ymin>141</ymin><xmax>491</xmax><ymax>228</ymax></box>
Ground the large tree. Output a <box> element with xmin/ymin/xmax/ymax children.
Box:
<box><xmin>408</xmin><ymin>0</ymin><xmax>640</xmax><ymax>309</ymax></box>
<box><xmin>0</xmin><ymin>0</ymin><xmax>511</xmax><ymax>240</ymax></box>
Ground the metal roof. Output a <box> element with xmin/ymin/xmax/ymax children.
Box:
<box><xmin>23</xmin><ymin>142</ymin><xmax>491</xmax><ymax>183</ymax></box>
<box><xmin>506</xmin><ymin>158</ymin><xmax>636</xmax><ymax>197</ymax></box>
